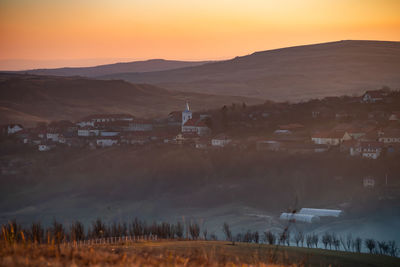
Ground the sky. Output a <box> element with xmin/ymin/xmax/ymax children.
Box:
<box><xmin>1</xmin><ymin>0</ymin><xmax>400</xmax><ymax>70</ymax></box>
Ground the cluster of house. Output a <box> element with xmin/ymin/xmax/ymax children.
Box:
<box><xmin>1</xmin><ymin>102</ymin><xmax>237</xmax><ymax>151</ymax></box>
<box><xmin>310</xmin><ymin>116</ymin><xmax>400</xmax><ymax>159</ymax></box>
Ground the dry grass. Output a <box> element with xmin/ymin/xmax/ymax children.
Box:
<box><xmin>1</xmin><ymin>240</ymin><xmax>399</xmax><ymax>267</ymax></box>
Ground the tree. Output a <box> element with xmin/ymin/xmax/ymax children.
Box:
<box><xmin>312</xmin><ymin>233</ymin><xmax>319</xmax><ymax>248</ymax></box>
<box><xmin>264</xmin><ymin>231</ymin><xmax>276</xmax><ymax>245</ymax></box>
<box><xmin>365</xmin><ymin>239</ymin><xmax>376</xmax><ymax>253</ymax></box>
<box><xmin>253</xmin><ymin>231</ymin><xmax>259</xmax><ymax>244</ymax></box>
<box><xmin>70</xmin><ymin>221</ymin><xmax>85</xmax><ymax>242</ymax></box>
<box><xmin>222</xmin><ymin>222</ymin><xmax>234</xmax><ymax>245</ymax></box>
<box><xmin>353</xmin><ymin>237</ymin><xmax>362</xmax><ymax>253</ymax></box>
<box><xmin>175</xmin><ymin>222</ymin><xmax>184</xmax><ymax>239</ymax></box>
<box><xmin>294</xmin><ymin>231</ymin><xmax>304</xmax><ymax>247</ymax></box>
<box><xmin>189</xmin><ymin>222</ymin><xmax>200</xmax><ymax>240</ymax></box>
<box><xmin>202</xmin><ymin>229</ymin><xmax>208</xmax><ymax>240</ymax></box>
<box><xmin>306</xmin><ymin>234</ymin><xmax>313</xmax><ymax>248</ymax></box>
<box><xmin>388</xmin><ymin>240</ymin><xmax>398</xmax><ymax>257</ymax></box>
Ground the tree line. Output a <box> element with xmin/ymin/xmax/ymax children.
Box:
<box><xmin>222</xmin><ymin>223</ymin><xmax>398</xmax><ymax>257</ymax></box>
<box><xmin>1</xmin><ymin>219</ymin><xmax>398</xmax><ymax>257</ymax></box>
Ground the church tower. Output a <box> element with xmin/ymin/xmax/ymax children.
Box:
<box><xmin>182</xmin><ymin>100</ymin><xmax>192</xmax><ymax>126</ymax></box>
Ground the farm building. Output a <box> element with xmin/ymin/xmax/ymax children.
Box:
<box><xmin>299</xmin><ymin>208</ymin><xmax>343</xmax><ymax>217</ymax></box>
<box><xmin>279</xmin><ymin>213</ymin><xmax>320</xmax><ymax>223</ymax></box>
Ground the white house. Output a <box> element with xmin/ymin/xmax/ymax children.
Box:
<box><xmin>311</xmin><ymin>131</ymin><xmax>350</xmax><ymax>146</ymax></box>
<box><xmin>3</xmin><ymin>124</ymin><xmax>24</xmax><ymax>135</ymax></box>
<box><xmin>389</xmin><ymin>112</ymin><xmax>400</xmax><ymax>121</ymax></box>
<box><xmin>77</xmin><ymin>127</ymin><xmax>100</xmax><ymax>137</ymax></box>
<box><xmin>100</xmin><ymin>130</ymin><xmax>120</xmax><ymax>137</ymax></box>
<box><xmin>46</xmin><ymin>131</ymin><xmax>59</xmax><ymax>142</ymax></box>
<box><xmin>378</xmin><ymin>129</ymin><xmax>400</xmax><ymax>144</ymax></box>
<box><xmin>96</xmin><ymin>137</ymin><xmax>119</xmax><ymax>147</ymax></box>
<box><xmin>38</xmin><ymin>144</ymin><xmax>53</xmax><ymax>152</ymax></box>
<box><xmin>361</xmin><ymin>90</ymin><xmax>385</xmax><ymax>103</ymax></box>
<box><xmin>211</xmin><ymin>134</ymin><xmax>232</xmax><ymax>147</ymax></box>
<box><xmin>361</xmin><ymin>141</ymin><xmax>383</xmax><ymax>159</ymax></box>
<box><xmin>363</xmin><ymin>176</ymin><xmax>375</xmax><ymax>188</ymax></box>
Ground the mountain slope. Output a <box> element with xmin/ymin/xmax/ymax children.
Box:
<box><xmin>99</xmin><ymin>40</ymin><xmax>400</xmax><ymax>101</ymax></box>
<box><xmin>18</xmin><ymin>59</ymin><xmax>211</xmax><ymax>77</ymax></box>
<box><xmin>0</xmin><ymin>74</ymin><xmax>261</xmax><ymax>126</ymax></box>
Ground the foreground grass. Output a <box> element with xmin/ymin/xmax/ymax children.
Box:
<box><xmin>1</xmin><ymin>240</ymin><xmax>399</xmax><ymax>266</ymax></box>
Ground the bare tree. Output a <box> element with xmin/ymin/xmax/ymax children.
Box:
<box><xmin>294</xmin><ymin>231</ymin><xmax>304</xmax><ymax>247</ymax></box>
<box><xmin>353</xmin><ymin>237</ymin><xmax>362</xmax><ymax>253</ymax></box>
<box><xmin>312</xmin><ymin>233</ymin><xmax>319</xmax><ymax>248</ymax></box>
<box><xmin>264</xmin><ymin>231</ymin><xmax>276</xmax><ymax>245</ymax></box>
<box><xmin>175</xmin><ymin>221</ymin><xmax>184</xmax><ymax>239</ymax></box>
<box><xmin>202</xmin><ymin>228</ymin><xmax>208</xmax><ymax>240</ymax></box>
<box><xmin>189</xmin><ymin>222</ymin><xmax>200</xmax><ymax>240</ymax></box>
<box><xmin>222</xmin><ymin>222</ymin><xmax>234</xmax><ymax>245</ymax></box>
<box><xmin>365</xmin><ymin>239</ymin><xmax>376</xmax><ymax>254</ymax></box>
<box><xmin>388</xmin><ymin>240</ymin><xmax>398</xmax><ymax>257</ymax></box>
<box><xmin>306</xmin><ymin>234</ymin><xmax>313</xmax><ymax>248</ymax></box>
<box><xmin>70</xmin><ymin>221</ymin><xmax>85</xmax><ymax>242</ymax></box>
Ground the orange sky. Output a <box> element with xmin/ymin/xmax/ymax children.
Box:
<box><xmin>1</xmin><ymin>0</ymin><xmax>400</xmax><ymax>70</ymax></box>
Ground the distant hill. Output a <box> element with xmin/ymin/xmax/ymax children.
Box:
<box><xmin>17</xmin><ymin>59</ymin><xmax>211</xmax><ymax>77</ymax></box>
<box><xmin>0</xmin><ymin>74</ymin><xmax>261</xmax><ymax>126</ymax></box>
<box><xmin>99</xmin><ymin>40</ymin><xmax>400</xmax><ymax>101</ymax></box>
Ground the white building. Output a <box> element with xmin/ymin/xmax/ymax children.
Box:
<box><xmin>78</xmin><ymin>127</ymin><xmax>100</xmax><ymax>137</ymax></box>
<box><xmin>211</xmin><ymin>134</ymin><xmax>232</xmax><ymax>147</ymax></box>
<box><xmin>96</xmin><ymin>137</ymin><xmax>119</xmax><ymax>147</ymax></box>
<box><xmin>299</xmin><ymin>208</ymin><xmax>342</xmax><ymax>217</ymax></box>
<box><xmin>378</xmin><ymin>129</ymin><xmax>400</xmax><ymax>144</ymax></box>
<box><xmin>46</xmin><ymin>132</ymin><xmax>59</xmax><ymax>142</ymax></box>
<box><xmin>182</xmin><ymin>101</ymin><xmax>193</xmax><ymax>128</ymax></box>
<box><xmin>311</xmin><ymin>131</ymin><xmax>350</xmax><ymax>146</ymax></box>
<box><xmin>363</xmin><ymin>176</ymin><xmax>375</xmax><ymax>188</ymax></box>
<box><xmin>38</xmin><ymin>144</ymin><xmax>52</xmax><ymax>152</ymax></box>
<box><xmin>361</xmin><ymin>141</ymin><xmax>383</xmax><ymax>159</ymax></box>
<box><xmin>279</xmin><ymin>213</ymin><xmax>320</xmax><ymax>223</ymax></box>
<box><xmin>4</xmin><ymin>124</ymin><xmax>24</xmax><ymax>135</ymax></box>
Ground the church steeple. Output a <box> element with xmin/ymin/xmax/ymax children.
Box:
<box><xmin>182</xmin><ymin>100</ymin><xmax>193</xmax><ymax>127</ymax></box>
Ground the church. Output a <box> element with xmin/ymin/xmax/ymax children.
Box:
<box><xmin>181</xmin><ymin>101</ymin><xmax>211</xmax><ymax>136</ymax></box>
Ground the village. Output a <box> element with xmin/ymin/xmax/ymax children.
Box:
<box><xmin>1</xmin><ymin>88</ymin><xmax>400</xmax><ymax>162</ymax></box>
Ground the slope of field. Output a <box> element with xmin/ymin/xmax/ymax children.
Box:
<box><xmin>99</xmin><ymin>40</ymin><xmax>400</xmax><ymax>101</ymax></box>
<box><xmin>0</xmin><ymin>74</ymin><xmax>261</xmax><ymax>126</ymax></box>
<box><xmin>1</xmin><ymin>241</ymin><xmax>399</xmax><ymax>267</ymax></box>
<box><xmin>16</xmin><ymin>59</ymin><xmax>211</xmax><ymax>77</ymax></box>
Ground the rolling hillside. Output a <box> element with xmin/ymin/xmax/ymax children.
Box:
<box><xmin>99</xmin><ymin>40</ymin><xmax>400</xmax><ymax>101</ymax></box>
<box><xmin>0</xmin><ymin>74</ymin><xmax>260</xmax><ymax>126</ymax></box>
<box><xmin>18</xmin><ymin>59</ymin><xmax>211</xmax><ymax>77</ymax></box>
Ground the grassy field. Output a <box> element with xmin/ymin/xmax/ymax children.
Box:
<box><xmin>1</xmin><ymin>240</ymin><xmax>399</xmax><ymax>266</ymax></box>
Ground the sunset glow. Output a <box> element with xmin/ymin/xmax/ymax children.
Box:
<box><xmin>1</xmin><ymin>0</ymin><xmax>400</xmax><ymax>69</ymax></box>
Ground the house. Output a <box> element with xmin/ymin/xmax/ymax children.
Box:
<box><xmin>100</xmin><ymin>130</ymin><xmax>120</xmax><ymax>137</ymax></box>
<box><xmin>46</xmin><ymin>129</ymin><xmax>60</xmax><ymax>142</ymax></box>
<box><xmin>211</xmin><ymin>134</ymin><xmax>232</xmax><ymax>147</ymax></box>
<box><xmin>77</xmin><ymin>127</ymin><xmax>100</xmax><ymax>137</ymax></box>
<box><xmin>360</xmin><ymin>141</ymin><xmax>383</xmax><ymax>159</ymax></box>
<box><xmin>361</xmin><ymin>90</ymin><xmax>385</xmax><ymax>103</ymax></box>
<box><xmin>96</xmin><ymin>136</ymin><xmax>119</xmax><ymax>147</ymax></box>
<box><xmin>127</xmin><ymin>119</ymin><xmax>153</xmax><ymax>131</ymax></box>
<box><xmin>378</xmin><ymin>129</ymin><xmax>400</xmax><ymax>144</ymax></box>
<box><xmin>120</xmin><ymin>132</ymin><xmax>150</xmax><ymax>145</ymax></box>
<box><xmin>182</xmin><ymin>118</ymin><xmax>211</xmax><ymax>136</ymax></box>
<box><xmin>38</xmin><ymin>143</ymin><xmax>54</xmax><ymax>152</ymax></box>
<box><xmin>363</xmin><ymin>176</ymin><xmax>375</xmax><ymax>188</ymax></box>
<box><xmin>388</xmin><ymin>112</ymin><xmax>400</xmax><ymax>122</ymax></box>
<box><xmin>195</xmin><ymin>138</ymin><xmax>209</xmax><ymax>149</ymax></box>
<box><xmin>2</xmin><ymin>124</ymin><xmax>24</xmax><ymax>135</ymax></box>
<box><xmin>77</xmin><ymin>114</ymin><xmax>134</xmax><ymax>127</ymax></box>
<box><xmin>311</xmin><ymin>131</ymin><xmax>350</xmax><ymax>146</ymax></box>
